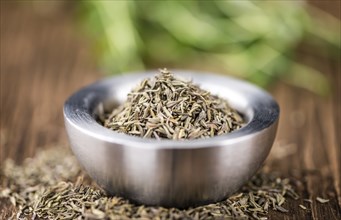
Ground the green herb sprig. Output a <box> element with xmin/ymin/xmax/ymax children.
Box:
<box><xmin>79</xmin><ymin>1</ymin><xmax>340</xmax><ymax>95</ymax></box>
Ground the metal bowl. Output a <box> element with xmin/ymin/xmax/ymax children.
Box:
<box><xmin>63</xmin><ymin>70</ymin><xmax>279</xmax><ymax>208</ymax></box>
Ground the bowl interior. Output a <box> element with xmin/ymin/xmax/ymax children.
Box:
<box><xmin>91</xmin><ymin>91</ymin><xmax>253</xmax><ymax>128</ymax></box>
<box><xmin>92</xmin><ymin>75</ymin><xmax>252</xmax><ymax>132</ymax></box>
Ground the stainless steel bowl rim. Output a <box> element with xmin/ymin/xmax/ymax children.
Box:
<box><xmin>64</xmin><ymin>70</ymin><xmax>279</xmax><ymax>150</ymax></box>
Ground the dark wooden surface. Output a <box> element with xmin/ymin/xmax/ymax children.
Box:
<box><xmin>1</xmin><ymin>1</ymin><xmax>340</xmax><ymax>219</ymax></box>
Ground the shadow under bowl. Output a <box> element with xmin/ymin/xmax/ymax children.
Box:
<box><xmin>63</xmin><ymin>70</ymin><xmax>279</xmax><ymax>208</ymax></box>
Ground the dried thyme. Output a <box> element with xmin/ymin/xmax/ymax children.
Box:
<box><xmin>299</xmin><ymin>204</ymin><xmax>307</xmax><ymax>210</ymax></box>
<box><xmin>316</xmin><ymin>197</ymin><xmax>329</xmax><ymax>204</ymax></box>
<box><xmin>1</xmin><ymin>147</ymin><xmax>299</xmax><ymax>220</ymax></box>
<box><xmin>104</xmin><ymin>69</ymin><xmax>243</xmax><ymax>140</ymax></box>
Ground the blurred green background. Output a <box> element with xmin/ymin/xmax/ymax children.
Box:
<box><xmin>39</xmin><ymin>1</ymin><xmax>341</xmax><ymax>95</ymax></box>
<box><xmin>78</xmin><ymin>1</ymin><xmax>340</xmax><ymax>95</ymax></box>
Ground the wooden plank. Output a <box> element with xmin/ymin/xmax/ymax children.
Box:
<box><xmin>0</xmin><ymin>1</ymin><xmax>100</xmax><ymax>163</ymax></box>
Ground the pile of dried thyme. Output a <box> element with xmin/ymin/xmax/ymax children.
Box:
<box><xmin>1</xmin><ymin>147</ymin><xmax>300</xmax><ymax>220</ymax></box>
<box><xmin>104</xmin><ymin>69</ymin><xmax>243</xmax><ymax>139</ymax></box>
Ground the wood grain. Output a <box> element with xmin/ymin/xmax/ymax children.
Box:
<box><xmin>1</xmin><ymin>1</ymin><xmax>340</xmax><ymax>219</ymax></box>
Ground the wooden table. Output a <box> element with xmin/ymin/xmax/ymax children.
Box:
<box><xmin>1</xmin><ymin>1</ymin><xmax>340</xmax><ymax>219</ymax></box>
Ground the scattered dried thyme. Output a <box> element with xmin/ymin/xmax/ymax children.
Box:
<box><xmin>1</xmin><ymin>147</ymin><xmax>300</xmax><ymax>220</ymax></box>
<box><xmin>316</xmin><ymin>197</ymin><xmax>329</xmax><ymax>204</ymax></box>
<box><xmin>104</xmin><ymin>69</ymin><xmax>243</xmax><ymax>140</ymax></box>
